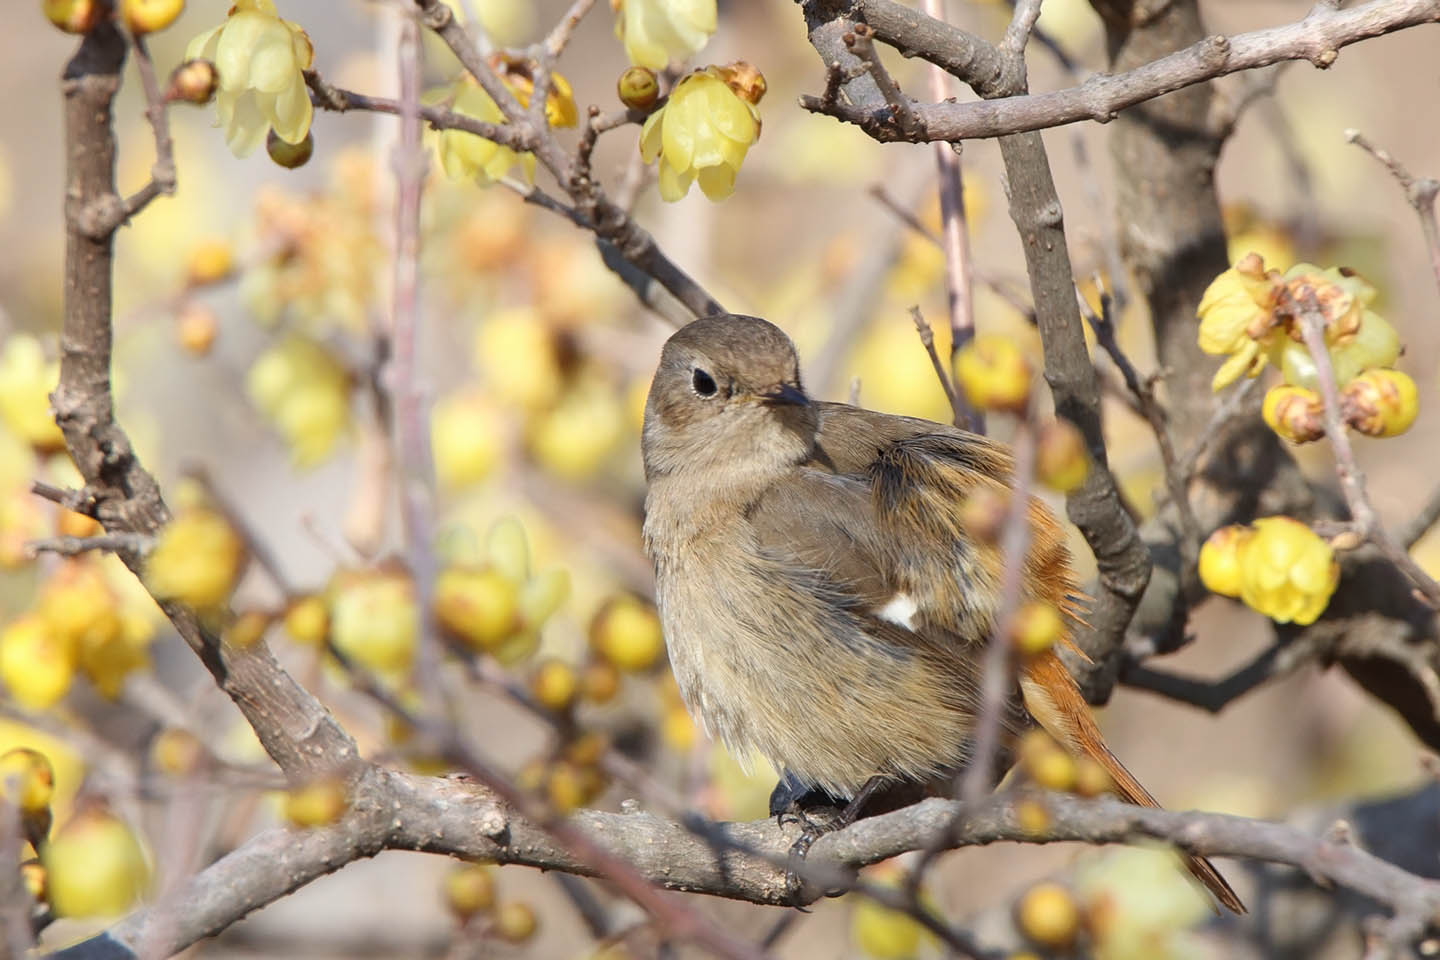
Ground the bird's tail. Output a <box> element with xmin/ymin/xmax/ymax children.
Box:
<box><xmin>1018</xmin><ymin>649</ymin><xmax>1247</xmax><ymax>915</ymax></box>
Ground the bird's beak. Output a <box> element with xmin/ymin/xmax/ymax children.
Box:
<box><xmin>761</xmin><ymin>383</ymin><xmax>810</xmax><ymax>407</ymax></box>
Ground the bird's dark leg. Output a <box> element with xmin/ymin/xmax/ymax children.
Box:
<box><xmin>782</xmin><ymin>775</ymin><xmax>886</xmax><ymax>904</ymax></box>
<box><xmin>769</xmin><ymin>769</ymin><xmax>845</xmax><ymax>827</ymax></box>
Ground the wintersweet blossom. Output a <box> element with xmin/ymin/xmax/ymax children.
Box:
<box><xmin>1236</xmin><ymin>517</ymin><xmax>1338</xmax><ymax>626</ymax></box>
<box><xmin>185</xmin><ymin>0</ymin><xmax>314</xmax><ymax>157</ymax></box>
<box><xmin>639</xmin><ymin>64</ymin><xmax>764</xmax><ymax>202</ymax></box>
<box><xmin>615</xmin><ymin>0</ymin><xmax>716</xmax><ymax>70</ymax></box>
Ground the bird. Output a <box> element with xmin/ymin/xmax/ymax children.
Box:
<box><xmin>640</xmin><ymin>313</ymin><xmax>1245</xmax><ymax>914</ymax></box>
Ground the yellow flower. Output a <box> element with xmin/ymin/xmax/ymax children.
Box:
<box><xmin>640</xmin><ymin>65</ymin><xmax>763</xmax><ymax>202</ymax></box>
<box><xmin>492</xmin><ymin>57</ymin><xmax>579</xmax><ymax>129</ymax></box>
<box><xmin>1196</xmin><ymin>253</ymin><xmax>1281</xmax><ymax>390</ymax></box>
<box><xmin>145</xmin><ymin>509</ymin><xmax>246</xmax><ymax>611</ymax></box>
<box><xmin>1237</xmin><ymin>517</ymin><xmax>1338</xmax><ymax>626</ymax></box>
<box><xmin>0</xmin><ymin>335</ymin><xmax>64</xmax><ymax>452</ymax></box>
<box><xmin>186</xmin><ymin>0</ymin><xmax>314</xmax><ymax>157</ymax></box>
<box><xmin>246</xmin><ymin>336</ymin><xmax>352</xmax><ymax>467</ymax></box>
<box><xmin>615</xmin><ymin>0</ymin><xmax>716</xmax><ymax>70</ymax></box>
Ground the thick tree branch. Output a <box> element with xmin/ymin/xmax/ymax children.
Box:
<box><xmin>50</xmin><ymin>781</ymin><xmax>1440</xmax><ymax>959</ymax></box>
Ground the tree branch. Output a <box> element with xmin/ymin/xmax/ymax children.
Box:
<box><xmin>802</xmin><ymin>0</ymin><xmax>1440</xmax><ymax>143</ymax></box>
<box><xmin>49</xmin><ymin>781</ymin><xmax>1440</xmax><ymax>959</ymax></box>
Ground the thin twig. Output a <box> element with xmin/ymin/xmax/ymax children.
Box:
<box><xmin>961</xmin><ymin>423</ymin><xmax>1035</xmax><ymax>804</ymax></box>
<box><xmin>387</xmin><ymin>11</ymin><xmax>445</xmax><ymax>702</ymax></box>
<box><xmin>844</xmin><ymin>23</ymin><xmax>925</xmax><ymax>138</ymax></box>
<box><xmin>26</xmin><ymin>533</ymin><xmax>151</xmax><ymax>558</ymax></box>
<box><xmin>1345</xmin><ymin>128</ymin><xmax>1440</xmax><ymax>299</ymax></box>
<box><xmin>1077</xmin><ymin>280</ymin><xmax>1200</xmax><ymax>559</ymax></box>
<box><xmin>1001</xmin><ymin>0</ymin><xmax>1045</xmax><ymax>56</ymax></box>
<box><xmin>920</xmin><ymin>0</ymin><xmax>982</xmax><ymax>433</ymax></box>
<box><xmin>908</xmin><ymin>306</ymin><xmax>961</xmax><ymax>425</ymax></box>
<box><xmin>544</xmin><ymin>0</ymin><xmax>598</xmax><ymax>58</ymax></box>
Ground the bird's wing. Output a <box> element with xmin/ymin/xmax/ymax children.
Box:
<box><xmin>812</xmin><ymin>401</ymin><xmax>1080</xmax><ymax>638</ymax></box>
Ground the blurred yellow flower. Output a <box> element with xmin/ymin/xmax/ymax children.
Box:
<box><xmin>246</xmin><ymin>336</ymin><xmax>352</xmax><ymax>467</ymax></box>
<box><xmin>186</xmin><ymin>0</ymin><xmax>314</xmax><ymax>157</ymax></box>
<box><xmin>244</xmin><ymin>152</ymin><xmax>383</xmax><ymax>336</ymax></box>
<box><xmin>1237</xmin><ymin>516</ymin><xmax>1338</xmax><ymax>626</ymax></box>
<box><xmin>431</xmin><ymin>388</ymin><xmax>505</xmax><ymax>491</ymax></box>
<box><xmin>615</xmin><ymin>0</ymin><xmax>716</xmax><ymax>70</ymax></box>
<box><xmin>145</xmin><ymin>509</ymin><xmax>246</xmax><ymax>612</ymax></box>
<box><xmin>0</xmin><ymin>335</ymin><xmax>64</xmax><ymax>452</ymax></box>
<box><xmin>434</xmin><ymin>80</ymin><xmax>533</xmax><ymax>184</ymax></box>
<box><xmin>1197</xmin><ymin>525</ymin><xmax>1251</xmax><ymax>598</ymax></box>
<box><xmin>640</xmin><ymin>66</ymin><xmax>763</xmax><ymax>202</ymax></box>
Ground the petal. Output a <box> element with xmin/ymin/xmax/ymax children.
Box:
<box><xmin>224</xmin><ymin>92</ymin><xmax>271</xmax><ymax>156</ymax></box>
<box><xmin>639</xmin><ymin>109</ymin><xmax>664</xmax><ymax>163</ymax></box>
<box><xmin>695</xmin><ymin>161</ymin><xmax>736</xmax><ymax>201</ymax></box>
<box><xmin>247</xmin><ymin>22</ymin><xmax>303</xmax><ymax>92</ymax></box>
<box><xmin>185</xmin><ymin>24</ymin><xmax>224</xmax><ymax>65</ymax></box>
<box><xmin>660</xmin><ymin>81</ymin><xmax>699</xmax><ymax>171</ymax></box>
<box><xmin>702</xmin><ymin>79</ymin><xmax>755</xmax><ymax>143</ymax></box>
<box><xmin>657</xmin><ymin>160</ymin><xmax>692</xmax><ymax>202</ymax></box>
<box><xmin>213</xmin><ymin>11</ymin><xmax>271</xmax><ymax>89</ymax></box>
<box><xmin>271</xmin><ymin>78</ymin><xmax>312</xmax><ymax>143</ymax></box>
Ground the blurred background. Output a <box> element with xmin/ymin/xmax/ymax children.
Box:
<box><xmin>2</xmin><ymin>0</ymin><xmax>1440</xmax><ymax>956</ymax></box>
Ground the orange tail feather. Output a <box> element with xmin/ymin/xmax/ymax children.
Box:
<box><xmin>1019</xmin><ymin>650</ymin><xmax>1247</xmax><ymax>915</ymax></box>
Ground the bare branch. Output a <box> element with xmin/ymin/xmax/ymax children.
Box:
<box><xmin>26</xmin><ymin>533</ymin><xmax>151</xmax><ymax>558</ymax></box>
<box><xmin>51</xmin><ymin>782</ymin><xmax>1440</xmax><ymax>959</ymax></box>
<box><xmin>1345</xmin><ymin>128</ymin><xmax>1440</xmax><ymax>299</ymax></box>
<box><xmin>920</xmin><ymin>0</ymin><xmax>982</xmax><ymax>433</ymax></box>
<box><xmin>802</xmin><ymin>0</ymin><xmax>1440</xmax><ymax>142</ymax></box>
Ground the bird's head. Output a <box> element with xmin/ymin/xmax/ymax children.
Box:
<box><xmin>642</xmin><ymin>315</ymin><xmax>817</xmax><ymax>481</ymax></box>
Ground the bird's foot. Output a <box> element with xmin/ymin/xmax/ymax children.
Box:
<box><xmin>773</xmin><ymin>774</ymin><xmax>886</xmax><ymax>906</ymax></box>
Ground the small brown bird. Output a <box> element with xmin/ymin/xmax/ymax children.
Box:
<box><xmin>641</xmin><ymin>314</ymin><xmax>1244</xmax><ymax>913</ymax></box>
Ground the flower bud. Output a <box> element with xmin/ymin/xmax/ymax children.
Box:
<box><xmin>284</xmin><ymin>779</ymin><xmax>348</xmax><ymax>827</ymax></box>
<box><xmin>493</xmin><ymin>901</ymin><xmax>538</xmax><ymax>943</ymax></box>
<box><xmin>1343</xmin><ymin>368</ymin><xmax>1418</xmax><ymax>438</ymax></box>
<box><xmin>953</xmin><ymin>335</ymin><xmax>1031</xmax><ymax>413</ymax></box>
<box><xmin>1035</xmin><ymin>420</ymin><xmax>1088</xmax><ymax>493</ymax></box>
<box><xmin>121</xmin><ymin>0</ymin><xmax>183</xmax><ymax>35</ymax></box>
<box><xmin>267</xmin><ymin>129</ymin><xmax>314</xmax><ymax>170</ymax></box>
<box><xmin>1016</xmin><ymin>882</ymin><xmax>1079</xmax><ymax>950</ymax></box>
<box><xmin>529</xmin><ymin>658</ymin><xmax>578</xmax><ymax>712</ymax></box>
<box><xmin>1010</xmin><ymin>601</ymin><xmax>1064</xmax><ymax>658</ymax></box>
<box><xmin>616</xmin><ymin>66</ymin><xmax>659</xmax><ymax>111</ymax></box>
<box><xmin>175</xmin><ymin>301</ymin><xmax>219</xmax><ymax>356</ymax></box>
<box><xmin>44</xmin><ymin>0</ymin><xmax>106</xmax><ymax>34</ymax></box>
<box><xmin>443</xmin><ymin>863</ymin><xmax>495</xmax><ymax>919</ymax></box>
<box><xmin>168</xmin><ymin>59</ymin><xmax>218</xmax><ymax>106</ymax></box>
<box><xmin>1262</xmin><ymin>383</ymin><xmax>1324</xmax><ymax>443</ymax></box>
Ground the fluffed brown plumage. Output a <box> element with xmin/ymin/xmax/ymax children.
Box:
<box><xmin>642</xmin><ymin>314</ymin><xmax>1244</xmax><ymax>914</ymax></box>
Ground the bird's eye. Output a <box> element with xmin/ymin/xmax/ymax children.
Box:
<box><xmin>692</xmin><ymin>368</ymin><xmax>718</xmax><ymax>397</ymax></box>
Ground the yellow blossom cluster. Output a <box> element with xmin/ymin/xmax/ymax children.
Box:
<box><xmin>1199</xmin><ymin>517</ymin><xmax>1340</xmax><ymax>625</ymax></box>
<box><xmin>243</xmin><ymin>150</ymin><xmax>384</xmax><ymax>336</ymax></box>
<box><xmin>246</xmin><ymin>335</ymin><xmax>353</xmax><ymax>468</ymax></box>
<box><xmin>1197</xmin><ymin>254</ymin><xmax>1417</xmax><ymax>442</ymax></box>
<box><xmin>1</xmin><ymin>559</ymin><xmax>161</xmax><ymax>709</ymax></box>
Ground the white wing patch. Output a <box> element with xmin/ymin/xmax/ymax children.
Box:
<box><xmin>877</xmin><ymin>593</ymin><xmax>919</xmax><ymax>629</ymax></box>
